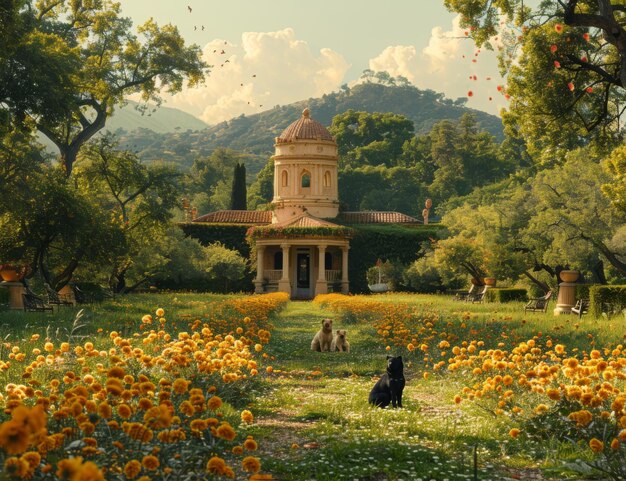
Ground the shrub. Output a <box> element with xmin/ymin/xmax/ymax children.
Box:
<box><xmin>484</xmin><ymin>288</ymin><xmax>527</xmax><ymax>303</ymax></box>
<box><xmin>366</xmin><ymin>260</ymin><xmax>405</xmax><ymax>291</ymax></box>
<box><xmin>200</xmin><ymin>243</ymin><xmax>248</xmax><ymax>293</ymax></box>
<box><xmin>589</xmin><ymin>285</ymin><xmax>626</xmax><ymax>318</ymax></box>
<box><xmin>403</xmin><ymin>252</ymin><xmax>444</xmax><ymax>293</ymax></box>
<box><xmin>575</xmin><ymin>283</ymin><xmax>594</xmax><ymax>300</ymax></box>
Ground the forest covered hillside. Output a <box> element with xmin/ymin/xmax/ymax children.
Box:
<box><xmin>115</xmin><ymin>82</ymin><xmax>503</xmax><ymax>172</ymax></box>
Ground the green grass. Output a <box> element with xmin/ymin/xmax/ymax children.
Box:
<box><xmin>0</xmin><ymin>292</ymin><xmax>607</xmax><ymax>480</ymax></box>
<box><xmin>0</xmin><ymin>292</ymin><xmax>232</xmax><ymax>345</ymax></box>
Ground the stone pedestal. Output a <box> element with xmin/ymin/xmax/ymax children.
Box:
<box><xmin>554</xmin><ymin>270</ymin><xmax>579</xmax><ymax>315</ymax></box>
<box><xmin>1</xmin><ymin>282</ymin><xmax>25</xmax><ymax>310</ymax></box>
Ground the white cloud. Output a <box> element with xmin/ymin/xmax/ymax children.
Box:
<box><xmin>163</xmin><ymin>28</ymin><xmax>350</xmax><ymax>125</ymax></box>
<box><xmin>368</xmin><ymin>16</ymin><xmax>506</xmax><ymax>116</ymax></box>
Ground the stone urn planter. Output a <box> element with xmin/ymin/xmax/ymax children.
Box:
<box><xmin>483</xmin><ymin>277</ymin><xmax>497</xmax><ymax>287</ymax></box>
<box><xmin>0</xmin><ymin>264</ymin><xmax>25</xmax><ymax>282</ymax></box>
<box><xmin>470</xmin><ymin>277</ymin><xmax>483</xmax><ymax>286</ymax></box>
<box><xmin>559</xmin><ymin>270</ymin><xmax>580</xmax><ymax>283</ymax></box>
<box><xmin>368</xmin><ymin>283</ymin><xmax>389</xmax><ymax>293</ymax></box>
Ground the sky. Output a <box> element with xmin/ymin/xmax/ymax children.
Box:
<box><xmin>117</xmin><ymin>0</ymin><xmax>506</xmax><ymax>125</ymax></box>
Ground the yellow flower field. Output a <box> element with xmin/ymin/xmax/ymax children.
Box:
<box><xmin>0</xmin><ymin>293</ymin><xmax>288</xmax><ymax>481</ymax></box>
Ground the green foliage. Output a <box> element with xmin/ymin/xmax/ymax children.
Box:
<box><xmin>444</xmin><ymin>0</ymin><xmax>626</xmax><ymax>156</ymax></box>
<box><xmin>118</xmin><ymin>83</ymin><xmax>503</xmax><ymax>165</ymax></box>
<box><xmin>403</xmin><ymin>251</ymin><xmax>445</xmax><ymax>293</ymax></box>
<box><xmin>0</xmin><ymin>288</ymin><xmax>8</xmax><ymax>307</ymax></box>
<box><xmin>247</xmin><ymin>226</ymin><xmax>354</xmax><ymax>240</ymax></box>
<box><xmin>247</xmin><ymin>160</ymin><xmax>274</xmax><ymax>210</ymax></box>
<box><xmin>589</xmin><ymin>285</ymin><xmax>626</xmax><ymax>318</ymax></box>
<box><xmin>603</xmin><ymin>145</ymin><xmax>626</xmax><ymax>217</ymax></box>
<box><xmin>179</xmin><ymin>223</ymin><xmax>252</xmax><ymax>259</ymax></box>
<box><xmin>348</xmin><ymin>225</ymin><xmax>443</xmax><ymax>293</ymax></box>
<box><xmin>575</xmin><ymin>284</ymin><xmax>593</xmax><ymax>300</ymax></box>
<box><xmin>199</xmin><ymin>242</ymin><xmax>248</xmax><ymax>293</ymax></box>
<box><xmin>484</xmin><ymin>288</ymin><xmax>528</xmax><ymax>303</ymax></box>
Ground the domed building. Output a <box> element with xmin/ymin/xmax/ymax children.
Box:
<box><xmin>193</xmin><ymin>108</ymin><xmax>420</xmax><ymax>299</ymax></box>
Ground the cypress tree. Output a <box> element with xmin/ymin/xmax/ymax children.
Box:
<box><xmin>230</xmin><ymin>163</ymin><xmax>247</xmax><ymax>210</ymax></box>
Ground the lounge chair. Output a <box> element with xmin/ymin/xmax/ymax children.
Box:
<box><xmin>453</xmin><ymin>284</ymin><xmax>476</xmax><ymax>301</ymax></box>
<box><xmin>467</xmin><ymin>285</ymin><xmax>488</xmax><ymax>304</ymax></box>
<box><xmin>524</xmin><ymin>291</ymin><xmax>552</xmax><ymax>313</ymax></box>
<box><xmin>571</xmin><ymin>298</ymin><xmax>589</xmax><ymax>318</ymax></box>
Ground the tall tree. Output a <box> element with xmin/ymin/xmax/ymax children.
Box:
<box><xmin>1</xmin><ymin>1</ymin><xmax>207</xmax><ymax>176</ymax></box>
<box><xmin>230</xmin><ymin>163</ymin><xmax>247</xmax><ymax>210</ymax></box>
<box><xmin>443</xmin><ymin>0</ymin><xmax>626</xmax><ymax>156</ymax></box>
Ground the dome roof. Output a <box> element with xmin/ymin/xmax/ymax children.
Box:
<box><xmin>277</xmin><ymin>108</ymin><xmax>334</xmax><ymax>143</ymax></box>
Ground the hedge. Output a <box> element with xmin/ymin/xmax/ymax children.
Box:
<box><xmin>589</xmin><ymin>285</ymin><xmax>626</xmax><ymax>318</ymax></box>
<box><xmin>180</xmin><ymin>222</ymin><xmax>443</xmax><ymax>294</ymax></box>
<box><xmin>348</xmin><ymin>225</ymin><xmax>443</xmax><ymax>293</ymax></box>
<box><xmin>484</xmin><ymin>288</ymin><xmax>528</xmax><ymax>303</ymax></box>
<box><xmin>575</xmin><ymin>284</ymin><xmax>593</xmax><ymax>300</ymax></box>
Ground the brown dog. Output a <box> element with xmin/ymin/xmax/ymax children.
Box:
<box><xmin>331</xmin><ymin>329</ymin><xmax>350</xmax><ymax>352</ymax></box>
<box><xmin>311</xmin><ymin>318</ymin><xmax>333</xmax><ymax>352</ymax></box>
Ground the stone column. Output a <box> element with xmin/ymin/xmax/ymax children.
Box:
<box><xmin>254</xmin><ymin>246</ymin><xmax>265</xmax><ymax>294</ymax></box>
<box><xmin>341</xmin><ymin>245</ymin><xmax>349</xmax><ymax>294</ymax></box>
<box><xmin>1</xmin><ymin>282</ymin><xmax>25</xmax><ymax>310</ymax></box>
<box><xmin>554</xmin><ymin>270</ymin><xmax>579</xmax><ymax>315</ymax></box>
<box><xmin>278</xmin><ymin>244</ymin><xmax>291</xmax><ymax>295</ymax></box>
<box><xmin>315</xmin><ymin>244</ymin><xmax>328</xmax><ymax>296</ymax></box>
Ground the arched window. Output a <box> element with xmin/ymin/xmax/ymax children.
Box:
<box><xmin>301</xmin><ymin>171</ymin><xmax>311</xmax><ymax>188</ymax></box>
<box><xmin>281</xmin><ymin>170</ymin><xmax>288</xmax><ymax>187</ymax></box>
<box><xmin>323</xmin><ymin>170</ymin><xmax>331</xmax><ymax>188</ymax></box>
<box><xmin>325</xmin><ymin>252</ymin><xmax>333</xmax><ymax>270</ymax></box>
<box><xmin>274</xmin><ymin>251</ymin><xmax>283</xmax><ymax>270</ymax></box>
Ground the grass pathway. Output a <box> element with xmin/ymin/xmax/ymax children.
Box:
<box><xmin>246</xmin><ymin>301</ymin><xmax>566</xmax><ymax>481</ymax></box>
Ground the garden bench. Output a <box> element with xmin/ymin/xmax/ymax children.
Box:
<box><xmin>571</xmin><ymin>298</ymin><xmax>589</xmax><ymax>318</ymax></box>
<box><xmin>22</xmin><ymin>292</ymin><xmax>53</xmax><ymax>312</ymax></box>
<box><xmin>467</xmin><ymin>285</ymin><xmax>487</xmax><ymax>304</ymax></box>
<box><xmin>45</xmin><ymin>283</ymin><xmax>74</xmax><ymax>308</ymax></box>
<box><xmin>453</xmin><ymin>284</ymin><xmax>476</xmax><ymax>301</ymax></box>
<box><xmin>524</xmin><ymin>291</ymin><xmax>552</xmax><ymax>313</ymax></box>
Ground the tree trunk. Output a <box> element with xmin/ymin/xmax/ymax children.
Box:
<box><xmin>523</xmin><ymin>270</ymin><xmax>551</xmax><ymax>295</ymax></box>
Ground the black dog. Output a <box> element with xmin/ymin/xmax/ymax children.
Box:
<box><xmin>369</xmin><ymin>355</ymin><xmax>405</xmax><ymax>408</ymax></box>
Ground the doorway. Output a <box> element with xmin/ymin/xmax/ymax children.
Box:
<box><xmin>295</xmin><ymin>250</ymin><xmax>311</xmax><ymax>298</ymax></box>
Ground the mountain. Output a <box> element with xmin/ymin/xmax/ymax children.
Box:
<box><xmin>114</xmin><ymin>83</ymin><xmax>504</xmax><ymax>173</ymax></box>
<box><xmin>108</xmin><ymin>100</ymin><xmax>208</xmax><ymax>133</ymax></box>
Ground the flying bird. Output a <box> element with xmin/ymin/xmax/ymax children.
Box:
<box><xmin>194</xmin><ymin>26</ymin><xmax>197</xmax><ymax>30</ymax></box>
<box><xmin>202</xmin><ymin>26</ymin><xmax>205</xmax><ymax>31</ymax></box>
<box><xmin>225</xmin><ymin>59</ymin><xmax>230</xmax><ymax>63</ymax></box>
<box><xmin>187</xmin><ymin>5</ymin><xmax>192</xmax><ymax>13</ymax></box>
<box><xmin>220</xmin><ymin>50</ymin><xmax>225</xmax><ymax>54</ymax></box>
<box><xmin>252</xmin><ymin>74</ymin><xmax>256</xmax><ymax>77</ymax></box>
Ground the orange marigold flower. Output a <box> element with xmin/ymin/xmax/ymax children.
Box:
<box><xmin>453</xmin><ymin>395</ymin><xmax>462</xmax><ymax>404</ymax></box>
<box><xmin>5</xmin><ymin>456</ymin><xmax>30</xmax><ymax>477</ymax></box>
<box><xmin>56</xmin><ymin>457</ymin><xmax>84</xmax><ymax>479</ymax></box>
<box><xmin>123</xmin><ymin>460</ymin><xmax>141</xmax><ymax>479</ymax></box>
<box><xmin>241</xmin><ymin>410</ymin><xmax>254</xmax><ymax>423</ymax></box>
<box><xmin>141</xmin><ymin>455</ymin><xmax>159</xmax><ymax>471</ymax></box>
<box><xmin>73</xmin><ymin>461</ymin><xmax>105</xmax><ymax>481</ymax></box>
<box><xmin>21</xmin><ymin>451</ymin><xmax>41</xmax><ymax>469</ymax></box>
<box><xmin>243</xmin><ymin>438</ymin><xmax>258</xmax><ymax>451</ymax></box>
<box><xmin>232</xmin><ymin>445</ymin><xmax>244</xmax><ymax>455</ymax></box>
<box><xmin>242</xmin><ymin>456</ymin><xmax>261</xmax><ymax>473</ymax></box>
<box><xmin>207</xmin><ymin>396</ymin><xmax>223</xmax><ymax>411</ymax></box>
<box><xmin>216</xmin><ymin>423</ymin><xmax>236</xmax><ymax>441</ymax></box>
<box><xmin>589</xmin><ymin>438</ymin><xmax>604</xmax><ymax>453</ymax></box>
<box><xmin>155</xmin><ymin>308</ymin><xmax>165</xmax><ymax>317</ymax></box>
<box><xmin>172</xmin><ymin>379</ymin><xmax>189</xmax><ymax>395</ymax></box>
<box><xmin>206</xmin><ymin>456</ymin><xmax>227</xmax><ymax>474</ymax></box>
<box><xmin>0</xmin><ymin>420</ymin><xmax>29</xmax><ymax>454</ymax></box>
<box><xmin>509</xmin><ymin>428</ymin><xmax>521</xmax><ymax>438</ymax></box>
<box><xmin>611</xmin><ymin>438</ymin><xmax>620</xmax><ymax>450</ymax></box>
<box><xmin>117</xmin><ymin>404</ymin><xmax>132</xmax><ymax>419</ymax></box>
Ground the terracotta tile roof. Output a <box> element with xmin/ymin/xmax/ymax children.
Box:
<box><xmin>273</xmin><ymin>212</ymin><xmax>341</xmax><ymax>228</ymax></box>
<box><xmin>192</xmin><ymin>210</ymin><xmax>272</xmax><ymax>224</ymax></box>
<box><xmin>277</xmin><ymin>108</ymin><xmax>334</xmax><ymax>143</ymax></box>
<box><xmin>339</xmin><ymin>211</ymin><xmax>421</xmax><ymax>224</ymax></box>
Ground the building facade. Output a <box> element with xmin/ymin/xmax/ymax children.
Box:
<box><xmin>193</xmin><ymin>109</ymin><xmax>420</xmax><ymax>299</ymax></box>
